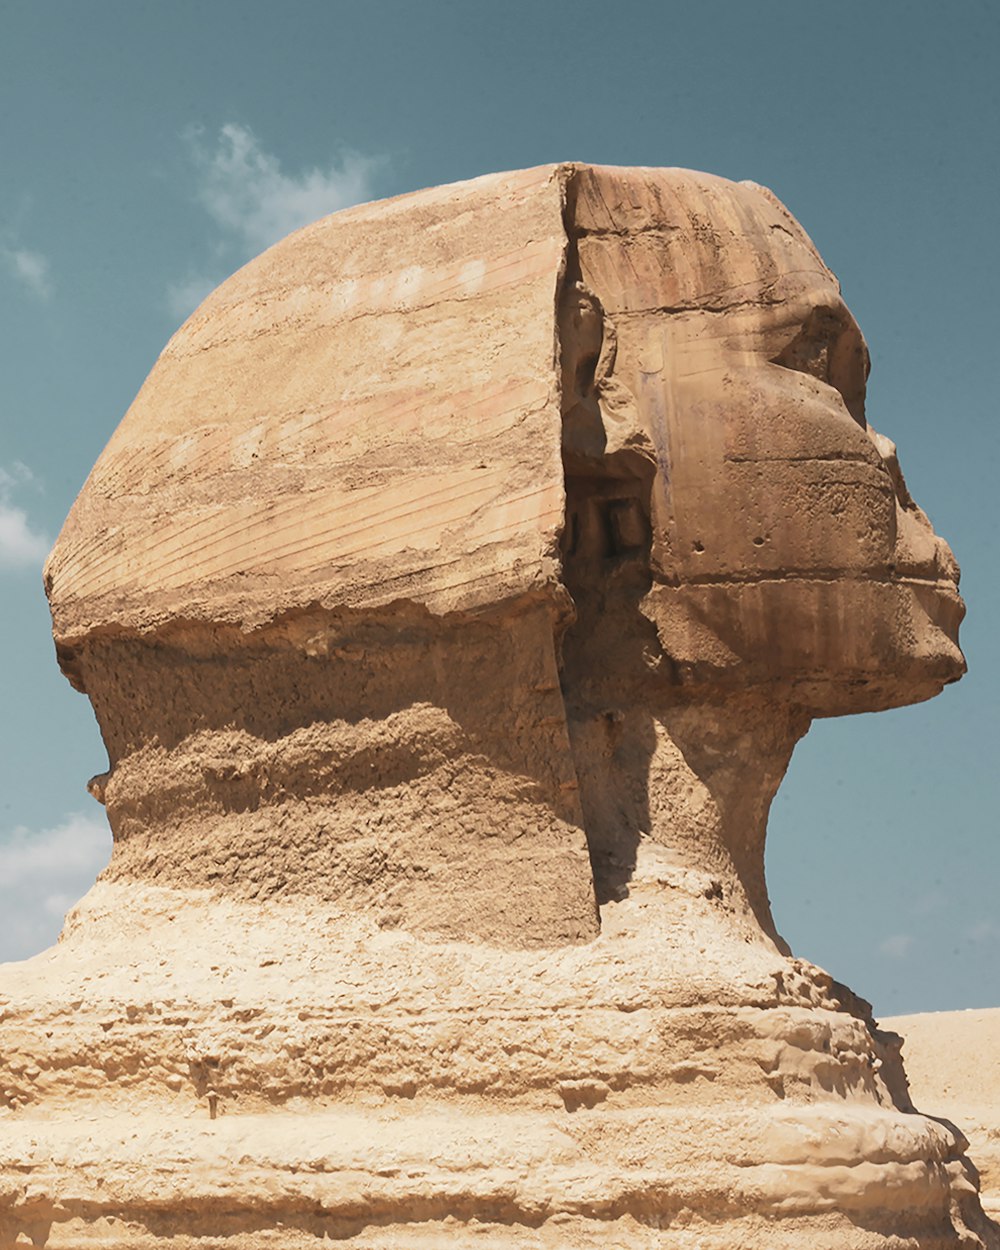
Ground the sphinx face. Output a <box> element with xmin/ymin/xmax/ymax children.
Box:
<box><xmin>567</xmin><ymin>169</ymin><xmax>965</xmax><ymax>713</ymax></box>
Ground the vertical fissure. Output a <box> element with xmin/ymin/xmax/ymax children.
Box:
<box><xmin>555</xmin><ymin>170</ymin><xmax>663</xmax><ymax>904</ymax></box>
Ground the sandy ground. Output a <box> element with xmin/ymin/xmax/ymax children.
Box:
<box><xmin>887</xmin><ymin>1008</ymin><xmax>1000</xmax><ymax>1221</ymax></box>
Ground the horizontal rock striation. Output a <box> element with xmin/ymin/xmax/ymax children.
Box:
<box><xmin>0</xmin><ymin>164</ymin><xmax>990</xmax><ymax>1248</ymax></box>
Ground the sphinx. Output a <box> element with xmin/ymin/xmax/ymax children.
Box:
<box><xmin>0</xmin><ymin>164</ymin><xmax>992</xmax><ymax>1250</ymax></box>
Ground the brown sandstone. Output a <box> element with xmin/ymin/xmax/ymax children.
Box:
<box><xmin>0</xmin><ymin>164</ymin><xmax>992</xmax><ymax>1248</ymax></box>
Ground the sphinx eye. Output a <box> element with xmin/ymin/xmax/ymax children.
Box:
<box><xmin>771</xmin><ymin>305</ymin><xmax>869</xmax><ymax>426</ymax></box>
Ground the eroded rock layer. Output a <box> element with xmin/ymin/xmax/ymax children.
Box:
<box><xmin>1</xmin><ymin>165</ymin><xmax>991</xmax><ymax>1249</ymax></box>
<box><xmin>886</xmin><ymin>1009</ymin><xmax>1000</xmax><ymax>1225</ymax></box>
<box><xmin>2</xmin><ymin>882</ymin><xmax>992</xmax><ymax>1249</ymax></box>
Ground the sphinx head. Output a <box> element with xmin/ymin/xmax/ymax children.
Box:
<box><xmin>17</xmin><ymin>168</ymin><xmax>987</xmax><ymax>1250</ymax></box>
<box><xmin>44</xmin><ymin>164</ymin><xmax>964</xmax><ymax>944</ymax></box>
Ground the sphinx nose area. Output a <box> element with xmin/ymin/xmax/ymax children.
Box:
<box><xmin>935</xmin><ymin>535</ymin><xmax>961</xmax><ymax>586</ymax></box>
<box><xmin>871</xmin><ymin>428</ymin><xmax>959</xmax><ymax>584</ymax></box>
<box><xmin>870</xmin><ymin>430</ymin><xmax>913</xmax><ymax>508</ymax></box>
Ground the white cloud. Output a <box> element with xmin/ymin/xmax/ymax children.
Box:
<box><xmin>167</xmin><ymin>124</ymin><xmax>378</xmax><ymax>320</ymax></box>
<box><xmin>190</xmin><ymin>122</ymin><xmax>376</xmax><ymax>253</ymax></box>
<box><xmin>965</xmin><ymin>919</ymin><xmax>1000</xmax><ymax>944</ymax></box>
<box><xmin>165</xmin><ymin>273</ymin><xmax>221</xmax><ymax>321</ymax></box>
<box><xmin>0</xmin><ymin>501</ymin><xmax>49</xmax><ymax>568</ymax></box>
<box><xmin>0</xmin><ymin>462</ymin><xmax>50</xmax><ymax>569</ymax></box>
<box><xmin>0</xmin><ymin>811</ymin><xmax>112</xmax><ymax>962</ymax></box>
<box><xmin>878</xmin><ymin>933</ymin><xmax>914</xmax><ymax>959</ymax></box>
<box><xmin>2</xmin><ymin>245</ymin><xmax>52</xmax><ymax>300</ymax></box>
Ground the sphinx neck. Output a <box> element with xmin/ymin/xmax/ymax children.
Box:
<box><xmin>557</xmin><ymin>447</ymin><xmax>812</xmax><ymax>945</ymax></box>
<box><xmin>567</xmin><ymin>690</ymin><xmax>810</xmax><ymax>940</ymax></box>
<box><xmin>555</xmin><ymin>503</ymin><xmax>811</xmax><ymax>944</ymax></box>
<box><xmin>564</xmin><ymin>691</ymin><xmax>809</xmax><ymax>945</ymax></box>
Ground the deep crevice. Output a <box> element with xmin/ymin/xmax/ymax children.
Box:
<box><xmin>555</xmin><ymin>171</ymin><xmax>664</xmax><ymax>904</ymax></box>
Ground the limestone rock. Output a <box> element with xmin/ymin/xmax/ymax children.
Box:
<box><xmin>0</xmin><ymin>165</ymin><xmax>991</xmax><ymax>1248</ymax></box>
<box><xmin>886</xmin><ymin>1009</ymin><xmax>1000</xmax><ymax>1224</ymax></box>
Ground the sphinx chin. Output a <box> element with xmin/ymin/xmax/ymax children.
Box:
<box><xmin>818</xmin><ymin>576</ymin><xmax>968</xmax><ymax>716</ymax></box>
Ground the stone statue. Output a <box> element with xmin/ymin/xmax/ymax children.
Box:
<box><xmin>1</xmin><ymin>165</ymin><xmax>992</xmax><ymax>1249</ymax></box>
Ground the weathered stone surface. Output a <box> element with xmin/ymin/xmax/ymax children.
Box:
<box><xmin>887</xmin><ymin>1009</ymin><xmax>1000</xmax><ymax>1224</ymax></box>
<box><xmin>0</xmin><ymin>165</ymin><xmax>990</xmax><ymax>1248</ymax></box>
<box><xmin>47</xmin><ymin>166</ymin><xmax>569</xmax><ymax>634</ymax></box>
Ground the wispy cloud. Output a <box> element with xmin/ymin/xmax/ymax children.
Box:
<box><xmin>965</xmin><ymin>919</ymin><xmax>1000</xmax><ymax>944</ymax></box>
<box><xmin>191</xmin><ymin>122</ymin><xmax>376</xmax><ymax>252</ymax></box>
<box><xmin>169</xmin><ymin>123</ymin><xmax>378</xmax><ymax>320</ymax></box>
<box><xmin>0</xmin><ymin>462</ymin><xmax>50</xmax><ymax>569</ymax></box>
<box><xmin>1</xmin><ymin>245</ymin><xmax>52</xmax><ymax>301</ymax></box>
<box><xmin>878</xmin><ymin>933</ymin><xmax>914</xmax><ymax>959</ymax></box>
<box><xmin>0</xmin><ymin>811</ymin><xmax>112</xmax><ymax>962</ymax></box>
<box><xmin>165</xmin><ymin>274</ymin><xmax>219</xmax><ymax>321</ymax></box>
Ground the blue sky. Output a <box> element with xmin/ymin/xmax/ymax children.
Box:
<box><xmin>0</xmin><ymin>0</ymin><xmax>996</xmax><ymax>1014</ymax></box>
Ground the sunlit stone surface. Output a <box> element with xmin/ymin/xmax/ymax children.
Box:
<box><xmin>1</xmin><ymin>165</ymin><xmax>992</xmax><ymax>1249</ymax></box>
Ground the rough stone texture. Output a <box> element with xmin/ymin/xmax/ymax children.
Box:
<box><xmin>0</xmin><ymin>164</ymin><xmax>991</xmax><ymax>1248</ymax></box>
<box><xmin>886</xmin><ymin>1010</ymin><xmax>1000</xmax><ymax>1225</ymax></box>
